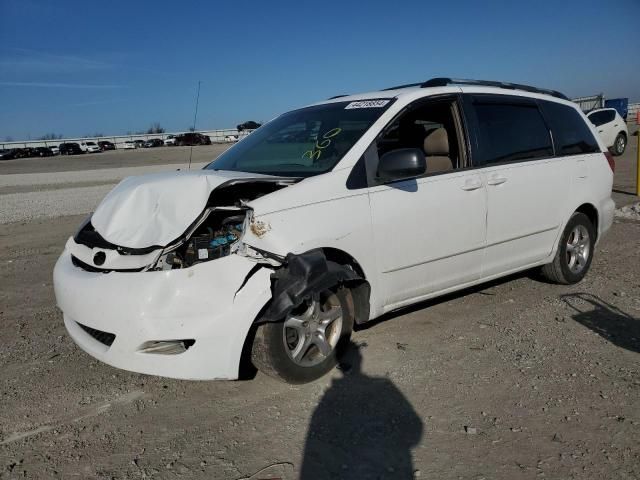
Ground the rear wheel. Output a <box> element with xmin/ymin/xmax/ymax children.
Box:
<box><xmin>613</xmin><ymin>133</ymin><xmax>626</xmax><ymax>156</ymax></box>
<box><xmin>541</xmin><ymin>212</ymin><xmax>595</xmax><ymax>284</ymax></box>
<box><xmin>251</xmin><ymin>287</ymin><xmax>353</xmax><ymax>384</ymax></box>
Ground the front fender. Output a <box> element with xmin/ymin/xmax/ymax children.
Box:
<box><xmin>243</xmin><ymin>191</ymin><xmax>382</xmax><ymax>319</ymax></box>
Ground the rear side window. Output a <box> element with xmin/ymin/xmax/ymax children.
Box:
<box><xmin>539</xmin><ymin>101</ymin><xmax>600</xmax><ymax>155</ymax></box>
<box><xmin>472</xmin><ymin>100</ymin><xmax>553</xmax><ymax>165</ymax></box>
<box><xmin>587</xmin><ymin>109</ymin><xmax>615</xmax><ymax>127</ymax></box>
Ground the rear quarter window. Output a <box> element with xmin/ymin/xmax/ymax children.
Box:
<box><xmin>587</xmin><ymin>109</ymin><xmax>615</xmax><ymax>127</ymax></box>
<box><xmin>539</xmin><ymin>101</ymin><xmax>600</xmax><ymax>155</ymax></box>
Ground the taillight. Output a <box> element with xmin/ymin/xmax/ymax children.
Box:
<box><xmin>604</xmin><ymin>152</ymin><xmax>615</xmax><ymax>173</ymax></box>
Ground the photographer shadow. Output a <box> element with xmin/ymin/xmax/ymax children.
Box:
<box><xmin>299</xmin><ymin>343</ymin><xmax>423</xmax><ymax>480</ymax></box>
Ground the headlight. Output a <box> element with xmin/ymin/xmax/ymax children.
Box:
<box><xmin>152</xmin><ymin>208</ymin><xmax>248</xmax><ymax>270</ymax></box>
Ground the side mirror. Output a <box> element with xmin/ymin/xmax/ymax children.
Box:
<box><xmin>377</xmin><ymin>148</ymin><xmax>426</xmax><ymax>182</ymax></box>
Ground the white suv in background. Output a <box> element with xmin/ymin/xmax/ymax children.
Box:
<box><xmin>80</xmin><ymin>141</ymin><xmax>101</xmax><ymax>153</ymax></box>
<box><xmin>54</xmin><ymin>78</ymin><xmax>615</xmax><ymax>384</ymax></box>
<box><xmin>587</xmin><ymin>108</ymin><xmax>628</xmax><ymax>155</ymax></box>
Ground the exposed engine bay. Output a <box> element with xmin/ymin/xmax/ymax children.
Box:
<box><xmin>72</xmin><ymin>177</ymin><xmax>295</xmax><ymax>272</ymax></box>
<box><xmin>155</xmin><ymin>209</ymin><xmax>247</xmax><ymax>269</ymax></box>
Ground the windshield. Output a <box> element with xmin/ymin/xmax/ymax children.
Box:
<box><xmin>206</xmin><ymin>99</ymin><xmax>393</xmax><ymax>177</ymax></box>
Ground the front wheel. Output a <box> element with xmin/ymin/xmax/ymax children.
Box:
<box><xmin>251</xmin><ymin>287</ymin><xmax>353</xmax><ymax>384</ymax></box>
<box><xmin>540</xmin><ymin>212</ymin><xmax>595</xmax><ymax>284</ymax></box>
<box><xmin>613</xmin><ymin>133</ymin><xmax>626</xmax><ymax>156</ymax></box>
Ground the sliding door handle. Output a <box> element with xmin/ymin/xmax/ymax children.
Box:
<box><xmin>487</xmin><ymin>175</ymin><xmax>507</xmax><ymax>186</ymax></box>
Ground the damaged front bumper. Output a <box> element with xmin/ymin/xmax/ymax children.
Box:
<box><xmin>53</xmin><ymin>249</ymin><xmax>272</xmax><ymax>380</ymax></box>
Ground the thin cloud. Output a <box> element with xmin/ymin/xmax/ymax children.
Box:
<box><xmin>0</xmin><ymin>81</ymin><xmax>126</xmax><ymax>89</ymax></box>
<box><xmin>72</xmin><ymin>99</ymin><xmax>123</xmax><ymax>107</ymax></box>
<box><xmin>0</xmin><ymin>47</ymin><xmax>114</xmax><ymax>71</ymax></box>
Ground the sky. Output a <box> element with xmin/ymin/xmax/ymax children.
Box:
<box><xmin>1</xmin><ymin>0</ymin><xmax>639</xmax><ymax>140</ymax></box>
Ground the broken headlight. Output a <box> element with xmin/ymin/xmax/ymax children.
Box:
<box><xmin>154</xmin><ymin>210</ymin><xmax>247</xmax><ymax>270</ymax></box>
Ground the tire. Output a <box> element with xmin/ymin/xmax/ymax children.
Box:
<box><xmin>251</xmin><ymin>287</ymin><xmax>354</xmax><ymax>384</ymax></box>
<box><xmin>612</xmin><ymin>133</ymin><xmax>626</xmax><ymax>156</ymax></box>
<box><xmin>541</xmin><ymin>212</ymin><xmax>595</xmax><ymax>285</ymax></box>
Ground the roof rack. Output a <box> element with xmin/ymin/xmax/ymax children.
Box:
<box><xmin>384</xmin><ymin>77</ymin><xmax>568</xmax><ymax>100</ymax></box>
<box><xmin>381</xmin><ymin>82</ymin><xmax>423</xmax><ymax>91</ymax></box>
<box><xmin>327</xmin><ymin>94</ymin><xmax>349</xmax><ymax>100</ymax></box>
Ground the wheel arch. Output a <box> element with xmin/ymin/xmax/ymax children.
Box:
<box><xmin>320</xmin><ymin>247</ymin><xmax>371</xmax><ymax>325</ymax></box>
<box><xmin>575</xmin><ymin>202</ymin><xmax>599</xmax><ymax>241</ymax></box>
<box><xmin>321</xmin><ymin>247</ymin><xmax>366</xmax><ymax>279</ymax></box>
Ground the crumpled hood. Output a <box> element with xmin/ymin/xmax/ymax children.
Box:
<box><xmin>91</xmin><ymin>169</ymin><xmax>272</xmax><ymax>249</ymax></box>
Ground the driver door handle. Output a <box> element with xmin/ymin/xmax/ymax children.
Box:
<box><xmin>487</xmin><ymin>175</ymin><xmax>507</xmax><ymax>186</ymax></box>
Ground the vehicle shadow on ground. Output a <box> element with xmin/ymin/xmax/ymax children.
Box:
<box><xmin>562</xmin><ymin>293</ymin><xmax>640</xmax><ymax>354</ymax></box>
<box><xmin>358</xmin><ymin>270</ymin><xmax>534</xmax><ymax>331</ymax></box>
<box><xmin>299</xmin><ymin>342</ymin><xmax>423</xmax><ymax>479</ymax></box>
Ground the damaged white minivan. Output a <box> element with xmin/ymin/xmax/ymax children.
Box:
<box><xmin>54</xmin><ymin>78</ymin><xmax>615</xmax><ymax>383</ymax></box>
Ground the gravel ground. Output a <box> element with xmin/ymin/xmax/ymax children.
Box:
<box><xmin>0</xmin><ymin>215</ymin><xmax>638</xmax><ymax>479</ymax></box>
<box><xmin>0</xmin><ymin>163</ymin><xmax>207</xmax><ymax>191</ymax></box>
<box><xmin>0</xmin><ymin>145</ymin><xmax>638</xmax><ymax>479</ymax></box>
<box><xmin>0</xmin><ymin>162</ymin><xmax>206</xmax><ymax>224</ymax></box>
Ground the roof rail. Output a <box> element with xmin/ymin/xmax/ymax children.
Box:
<box><xmin>419</xmin><ymin>77</ymin><xmax>569</xmax><ymax>100</ymax></box>
<box><xmin>381</xmin><ymin>82</ymin><xmax>423</xmax><ymax>91</ymax></box>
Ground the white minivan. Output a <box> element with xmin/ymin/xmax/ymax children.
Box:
<box><xmin>53</xmin><ymin>78</ymin><xmax>615</xmax><ymax>383</ymax></box>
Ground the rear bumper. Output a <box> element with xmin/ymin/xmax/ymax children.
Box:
<box><xmin>598</xmin><ymin>197</ymin><xmax>615</xmax><ymax>244</ymax></box>
<box><xmin>54</xmin><ymin>251</ymin><xmax>272</xmax><ymax>380</ymax></box>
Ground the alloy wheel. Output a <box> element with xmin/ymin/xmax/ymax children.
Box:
<box><xmin>282</xmin><ymin>292</ymin><xmax>343</xmax><ymax>367</ymax></box>
<box><xmin>566</xmin><ymin>224</ymin><xmax>590</xmax><ymax>274</ymax></box>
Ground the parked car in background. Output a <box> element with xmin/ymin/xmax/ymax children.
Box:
<box><xmin>12</xmin><ymin>148</ymin><xmax>27</xmax><ymax>158</ymax></box>
<box><xmin>223</xmin><ymin>135</ymin><xmax>239</xmax><ymax>143</ymax></box>
<box><xmin>80</xmin><ymin>141</ymin><xmax>101</xmax><ymax>153</ymax></box>
<box><xmin>121</xmin><ymin>141</ymin><xmax>136</xmax><ymax>150</ymax></box>
<box><xmin>134</xmin><ymin>140</ymin><xmax>145</xmax><ymax>149</ymax></box>
<box><xmin>587</xmin><ymin>108</ymin><xmax>628</xmax><ymax>156</ymax></box>
<box><xmin>59</xmin><ymin>143</ymin><xmax>84</xmax><ymax>155</ymax></box>
<box><xmin>53</xmin><ymin>78</ymin><xmax>615</xmax><ymax>384</ymax></box>
<box><xmin>49</xmin><ymin>146</ymin><xmax>60</xmax><ymax>155</ymax></box>
<box><xmin>164</xmin><ymin>135</ymin><xmax>176</xmax><ymax>146</ymax></box>
<box><xmin>98</xmin><ymin>141</ymin><xmax>115</xmax><ymax>151</ymax></box>
<box><xmin>34</xmin><ymin>147</ymin><xmax>54</xmax><ymax>157</ymax></box>
<box><xmin>19</xmin><ymin>147</ymin><xmax>38</xmax><ymax>158</ymax></box>
<box><xmin>143</xmin><ymin>138</ymin><xmax>164</xmax><ymax>148</ymax></box>
<box><xmin>237</xmin><ymin>121</ymin><xmax>261</xmax><ymax>131</ymax></box>
<box><xmin>0</xmin><ymin>149</ymin><xmax>18</xmax><ymax>160</ymax></box>
<box><xmin>174</xmin><ymin>132</ymin><xmax>211</xmax><ymax>146</ymax></box>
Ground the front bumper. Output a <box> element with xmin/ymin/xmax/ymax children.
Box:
<box><xmin>53</xmin><ymin>251</ymin><xmax>272</xmax><ymax>380</ymax></box>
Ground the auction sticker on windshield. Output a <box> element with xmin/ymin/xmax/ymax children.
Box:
<box><xmin>345</xmin><ymin>99</ymin><xmax>390</xmax><ymax>109</ymax></box>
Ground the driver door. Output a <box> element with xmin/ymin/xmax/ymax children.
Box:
<box><xmin>367</xmin><ymin>96</ymin><xmax>487</xmax><ymax>310</ymax></box>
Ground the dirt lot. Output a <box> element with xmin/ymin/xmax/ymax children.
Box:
<box><xmin>0</xmin><ymin>143</ymin><xmax>639</xmax><ymax>479</ymax></box>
